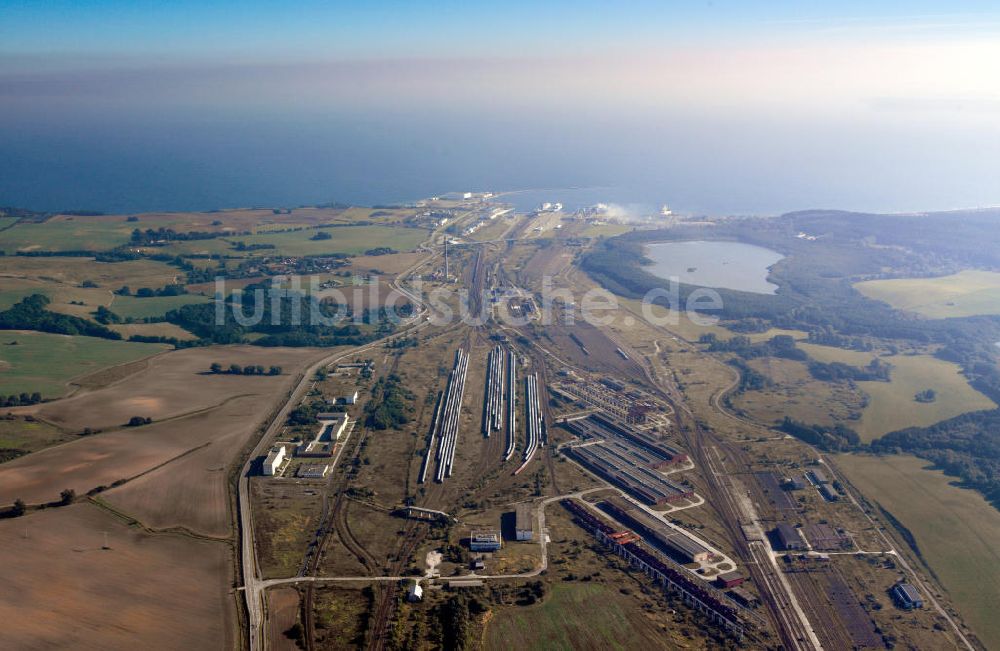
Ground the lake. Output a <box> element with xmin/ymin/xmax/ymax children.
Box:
<box><xmin>644</xmin><ymin>240</ymin><xmax>784</xmax><ymax>294</ymax></box>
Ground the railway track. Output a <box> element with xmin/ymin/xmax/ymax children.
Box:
<box><xmin>607</xmin><ymin>327</ymin><xmax>820</xmax><ymax>649</ymax></box>
<box><xmin>365</xmin><ymin>520</ymin><xmax>424</xmax><ymax>651</ymax></box>
<box><xmin>301</xmin><ymin>427</ymin><xmax>371</xmax><ymax>651</ymax></box>
<box><xmin>504</xmin><ymin>348</ymin><xmax>518</xmax><ymax>462</ymax></box>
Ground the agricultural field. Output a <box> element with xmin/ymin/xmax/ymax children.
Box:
<box><xmin>152</xmin><ymin>238</ymin><xmax>240</xmax><ymax>257</ymax></box>
<box><xmin>0</xmin><ymin>216</ymin><xmax>137</xmax><ymax>252</ymax></box>
<box><xmin>855</xmin><ymin>270</ymin><xmax>1000</xmax><ymax>318</ymax></box>
<box><xmin>0</xmin><ymin>502</ymin><xmax>234</xmax><ymax>650</ymax></box>
<box><xmin>0</xmin><ymin>331</ymin><xmax>169</xmax><ymax>398</ymax></box>
<box><xmin>0</xmin><ymin>256</ymin><xmax>181</xmax><ymax>289</ymax></box>
<box><xmin>343</xmin><ymin>251</ymin><xmax>426</xmax><ymax>276</ymax></box>
<box><xmin>799</xmin><ymin>343</ymin><xmax>996</xmax><ymax>441</ymax></box>
<box><xmin>836</xmin><ymin>453</ymin><xmax>1000</xmax><ymax>651</ymax></box>
<box><xmin>21</xmin><ymin>345</ymin><xmax>321</xmax><ymax>431</ymax></box>
<box><xmin>0</xmin><ymin>416</ymin><xmax>71</xmax><ymax>457</ymax></box>
<box><xmin>108</xmin><ymin>293</ymin><xmax>210</xmax><ymax>319</ymax></box>
<box><xmin>0</xmin><ymin>277</ymin><xmax>108</xmax><ymax>313</ymax></box>
<box><xmin>0</xmin><ymin>207</ymin><xmax>356</xmax><ymax>255</ymax></box>
<box><xmin>227</xmin><ymin>225</ymin><xmax>428</xmax><ymax>257</ymax></box>
<box><xmin>107</xmin><ymin>322</ymin><xmax>198</xmax><ymax>340</ymax></box>
<box><xmin>0</xmin><ymin>346</ymin><xmax>321</xmax><ymax>510</ymax></box>
<box><xmin>267</xmin><ymin>588</ymin><xmax>303</xmax><ymax>651</ymax></box>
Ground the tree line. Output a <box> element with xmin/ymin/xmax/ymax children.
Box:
<box><xmin>209</xmin><ymin>363</ymin><xmax>282</xmax><ymax>376</ymax></box>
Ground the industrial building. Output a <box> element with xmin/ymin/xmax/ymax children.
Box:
<box><xmin>727</xmin><ymin>587</ymin><xmax>759</xmax><ymax>609</ymax></box>
<box><xmin>551</xmin><ymin>380</ymin><xmax>667</xmax><ymax>426</ymax></box>
<box><xmin>567</xmin><ymin>439</ymin><xmax>694</xmax><ymax>506</ymax></box>
<box><xmin>316</xmin><ymin>412</ymin><xmax>350</xmax><ymax>438</ymax></box>
<box><xmin>296</xmin><ymin>464</ymin><xmax>330</xmax><ymax>479</ymax></box>
<box><xmin>298</xmin><ymin>413</ymin><xmax>350</xmax><ymax>457</ymax></box>
<box><xmin>561</xmin><ymin>499</ymin><xmax>747</xmax><ymax>640</ymax></box>
<box><xmin>818</xmin><ymin>483</ymin><xmax>841</xmax><ymax>502</ymax></box>
<box><xmin>600</xmin><ymin>377</ymin><xmax>626</xmax><ymax>392</ymax></box>
<box><xmin>808</xmin><ymin>468</ymin><xmax>829</xmax><ymax>484</ymax></box>
<box><xmin>772</xmin><ymin>523</ymin><xmax>806</xmax><ymax>551</ymax></box>
<box><xmin>563</xmin><ymin>414</ymin><xmax>687</xmax><ymax>468</ymax></box>
<box><xmin>784</xmin><ymin>476</ymin><xmax>808</xmax><ymax>491</ymax></box>
<box><xmin>715</xmin><ymin>572</ymin><xmax>746</xmax><ymax>589</ymax></box>
<box><xmin>515</xmin><ymin>503</ymin><xmax>534</xmax><ymax>541</ymax></box>
<box><xmin>263</xmin><ymin>444</ymin><xmax>286</xmax><ymax>476</ymax></box>
<box><xmin>469</xmin><ymin>529</ymin><xmax>502</xmax><ymax>551</ymax></box>
<box><xmin>599</xmin><ymin>497</ymin><xmax>712</xmax><ymax>564</ymax></box>
<box><xmin>335</xmin><ymin>390</ymin><xmax>359</xmax><ymax>406</ymax></box>
<box><xmin>801</xmin><ymin>523</ymin><xmax>851</xmax><ymax>550</ymax></box>
<box><xmin>891</xmin><ymin>583</ymin><xmax>923</xmax><ymax>610</ymax></box>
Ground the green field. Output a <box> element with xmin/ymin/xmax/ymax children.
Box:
<box><xmin>0</xmin><ymin>331</ymin><xmax>169</xmax><ymax>398</ymax></box>
<box><xmin>799</xmin><ymin>343</ymin><xmax>995</xmax><ymax>441</ymax></box>
<box><xmin>107</xmin><ymin>323</ymin><xmax>198</xmax><ymax>341</ymax></box>
<box><xmin>484</xmin><ymin>583</ymin><xmax>665</xmax><ymax>651</ymax></box>
<box><xmin>0</xmin><ymin>417</ymin><xmax>71</xmax><ymax>456</ymax></box>
<box><xmin>0</xmin><ymin>280</ymin><xmax>110</xmax><ymax>319</ymax></box>
<box><xmin>0</xmin><ymin>256</ymin><xmax>180</xmax><ymax>289</ymax></box>
<box><xmin>154</xmin><ymin>238</ymin><xmax>238</xmax><ymax>257</ymax></box>
<box><xmin>108</xmin><ymin>294</ymin><xmax>210</xmax><ymax>319</ymax></box>
<box><xmin>0</xmin><ymin>217</ymin><xmax>19</xmax><ymax>231</ymax></box>
<box><xmin>229</xmin><ymin>225</ymin><xmax>427</xmax><ymax>256</ymax></box>
<box><xmin>0</xmin><ymin>220</ymin><xmax>136</xmax><ymax>253</ymax></box>
<box><xmin>581</xmin><ymin>223</ymin><xmax>631</xmax><ymax>238</ymax></box>
<box><xmin>837</xmin><ymin>454</ymin><xmax>1000</xmax><ymax>650</ymax></box>
<box><xmin>855</xmin><ymin>270</ymin><xmax>1000</xmax><ymax>318</ymax></box>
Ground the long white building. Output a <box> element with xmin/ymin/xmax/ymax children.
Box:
<box><xmin>263</xmin><ymin>444</ymin><xmax>286</xmax><ymax>476</ymax></box>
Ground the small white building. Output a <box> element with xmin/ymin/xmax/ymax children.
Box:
<box><xmin>263</xmin><ymin>444</ymin><xmax>286</xmax><ymax>476</ymax></box>
<box><xmin>407</xmin><ymin>580</ymin><xmax>423</xmax><ymax>602</ymax></box>
<box><xmin>340</xmin><ymin>390</ymin><xmax>359</xmax><ymax>406</ymax></box>
<box><xmin>470</xmin><ymin>529</ymin><xmax>502</xmax><ymax>551</ymax></box>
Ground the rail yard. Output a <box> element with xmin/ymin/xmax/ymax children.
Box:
<box><xmin>516</xmin><ymin>372</ymin><xmax>543</xmax><ymax>474</ymax></box>
<box><xmin>431</xmin><ymin>348</ymin><xmax>469</xmax><ymax>483</ymax></box>
<box><xmin>504</xmin><ymin>348</ymin><xmax>517</xmax><ymax>461</ymax></box>
<box><xmin>222</xmin><ymin>199</ymin><xmax>977</xmax><ymax>651</ymax></box>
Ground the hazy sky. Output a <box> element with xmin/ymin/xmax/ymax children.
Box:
<box><xmin>3</xmin><ymin>1</ymin><xmax>1000</xmax><ymax>214</ymax></box>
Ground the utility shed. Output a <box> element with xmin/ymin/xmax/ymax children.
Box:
<box><xmin>407</xmin><ymin>580</ymin><xmax>423</xmax><ymax>602</ymax></box>
<box><xmin>515</xmin><ymin>503</ymin><xmax>534</xmax><ymax>541</ymax></box>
